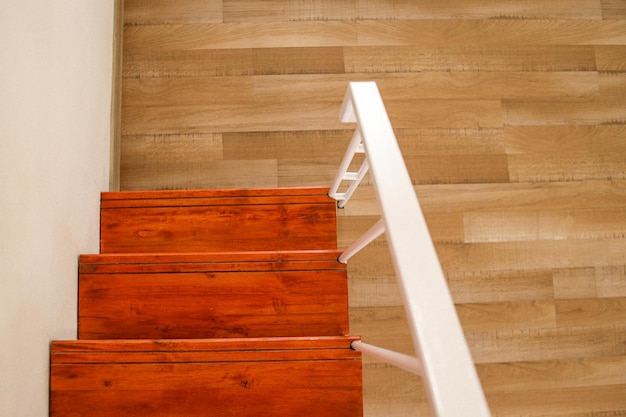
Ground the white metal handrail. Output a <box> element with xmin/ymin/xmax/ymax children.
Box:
<box><xmin>330</xmin><ymin>82</ymin><xmax>491</xmax><ymax>417</ymax></box>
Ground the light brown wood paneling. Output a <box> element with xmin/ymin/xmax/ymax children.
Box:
<box><xmin>556</xmin><ymin>298</ymin><xmax>626</xmax><ymax>328</ymax></box>
<box><xmin>124</xmin><ymin>0</ymin><xmax>223</xmax><ymax>24</ymax></box>
<box><xmin>224</xmin><ymin>0</ymin><xmax>358</xmax><ymax>22</ymax></box>
<box><xmin>356</xmin><ymin>0</ymin><xmax>603</xmax><ymax>20</ymax></box>
<box><xmin>345</xmin><ymin>45</ymin><xmax>598</xmax><ymax>73</ymax></box>
<box><xmin>463</xmin><ymin>209</ymin><xmax>626</xmax><ymax>243</ymax></box>
<box><xmin>595</xmin><ymin>45</ymin><xmax>626</xmax><ymax>71</ymax></box>
<box><xmin>355</xmin><ymin>20</ymin><xmax>626</xmax><ymax>47</ymax></box>
<box><xmin>503</xmin><ymin>97</ymin><xmax>626</xmax><ymax>126</ymax></box>
<box><xmin>602</xmin><ymin>0</ymin><xmax>626</xmax><ymax>19</ymax></box>
<box><xmin>123</xmin><ymin>21</ymin><xmax>358</xmax><ymax>52</ymax></box>
<box><xmin>597</xmin><ymin>265</ymin><xmax>626</xmax><ymax>298</ymax></box>
<box><xmin>504</xmin><ymin>125</ymin><xmax>626</xmax><ymax>154</ymax></box>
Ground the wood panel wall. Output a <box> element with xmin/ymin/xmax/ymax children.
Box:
<box><xmin>120</xmin><ymin>1</ymin><xmax>626</xmax><ymax>416</ymax></box>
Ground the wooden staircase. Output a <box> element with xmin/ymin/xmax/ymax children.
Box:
<box><xmin>50</xmin><ymin>186</ymin><xmax>363</xmax><ymax>416</ymax></box>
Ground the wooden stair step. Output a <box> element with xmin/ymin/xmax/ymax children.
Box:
<box><xmin>78</xmin><ymin>250</ymin><xmax>349</xmax><ymax>340</ymax></box>
<box><xmin>99</xmin><ymin>186</ymin><xmax>337</xmax><ymax>253</ymax></box>
<box><xmin>50</xmin><ymin>336</ymin><xmax>363</xmax><ymax>417</ymax></box>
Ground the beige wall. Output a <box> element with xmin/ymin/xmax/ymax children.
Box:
<box><xmin>0</xmin><ymin>1</ymin><xmax>114</xmax><ymax>415</ymax></box>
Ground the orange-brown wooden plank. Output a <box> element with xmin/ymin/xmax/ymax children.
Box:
<box><xmin>101</xmin><ymin>193</ymin><xmax>332</xmax><ymax>208</ymax></box>
<box><xmin>52</xmin><ymin>349</ymin><xmax>361</xmax><ymax>365</ymax></box>
<box><xmin>51</xmin><ymin>335</ymin><xmax>360</xmax><ymax>356</ymax></box>
<box><xmin>79</xmin><ymin>250</ymin><xmax>345</xmax><ymax>273</ymax></box>
<box><xmin>100</xmin><ymin>187</ymin><xmax>338</xmax><ymax>253</ymax></box>
<box><xmin>51</xmin><ymin>362</ymin><xmax>363</xmax><ymax>417</ymax></box>
<box><xmin>51</xmin><ymin>337</ymin><xmax>362</xmax><ymax>417</ymax></box>
<box><xmin>100</xmin><ymin>186</ymin><xmax>331</xmax><ymax>205</ymax></box>
<box><xmin>78</xmin><ymin>264</ymin><xmax>349</xmax><ymax>339</ymax></box>
<box><xmin>100</xmin><ymin>204</ymin><xmax>337</xmax><ymax>253</ymax></box>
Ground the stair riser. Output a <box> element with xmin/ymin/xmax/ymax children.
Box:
<box><xmin>100</xmin><ymin>188</ymin><xmax>337</xmax><ymax>253</ymax></box>
<box><xmin>79</xmin><ymin>269</ymin><xmax>349</xmax><ymax>339</ymax></box>
<box><xmin>51</xmin><ymin>337</ymin><xmax>362</xmax><ymax>417</ymax></box>
<box><xmin>51</xmin><ymin>360</ymin><xmax>363</xmax><ymax>416</ymax></box>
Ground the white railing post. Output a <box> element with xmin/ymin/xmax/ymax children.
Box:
<box><xmin>338</xmin><ymin>218</ymin><xmax>385</xmax><ymax>264</ymax></box>
<box><xmin>332</xmin><ymin>82</ymin><xmax>491</xmax><ymax>417</ymax></box>
<box><xmin>351</xmin><ymin>340</ymin><xmax>424</xmax><ymax>376</ymax></box>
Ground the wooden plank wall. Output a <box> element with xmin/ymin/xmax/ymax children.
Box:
<box><xmin>121</xmin><ymin>1</ymin><xmax>626</xmax><ymax>416</ymax></box>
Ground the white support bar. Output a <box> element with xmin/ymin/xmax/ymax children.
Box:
<box><xmin>336</xmin><ymin>158</ymin><xmax>369</xmax><ymax>209</ymax></box>
<box><xmin>338</xmin><ymin>218</ymin><xmax>385</xmax><ymax>264</ymax></box>
<box><xmin>336</xmin><ymin>82</ymin><xmax>491</xmax><ymax>417</ymax></box>
<box><xmin>351</xmin><ymin>341</ymin><xmax>424</xmax><ymax>376</ymax></box>
<box><xmin>329</xmin><ymin>129</ymin><xmax>363</xmax><ymax>200</ymax></box>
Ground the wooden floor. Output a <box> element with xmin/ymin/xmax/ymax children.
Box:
<box><xmin>120</xmin><ymin>1</ymin><xmax>626</xmax><ymax>416</ymax></box>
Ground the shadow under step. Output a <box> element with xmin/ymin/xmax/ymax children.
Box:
<box><xmin>78</xmin><ymin>250</ymin><xmax>349</xmax><ymax>340</ymax></box>
<box><xmin>100</xmin><ymin>186</ymin><xmax>337</xmax><ymax>253</ymax></box>
<box><xmin>51</xmin><ymin>336</ymin><xmax>363</xmax><ymax>417</ymax></box>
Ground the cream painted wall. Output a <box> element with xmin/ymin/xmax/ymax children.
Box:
<box><xmin>0</xmin><ymin>1</ymin><xmax>114</xmax><ymax>415</ymax></box>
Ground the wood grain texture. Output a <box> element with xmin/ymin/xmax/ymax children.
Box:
<box><xmin>78</xmin><ymin>251</ymin><xmax>349</xmax><ymax>339</ymax></box>
<box><xmin>100</xmin><ymin>187</ymin><xmax>337</xmax><ymax>253</ymax></box>
<box><xmin>602</xmin><ymin>0</ymin><xmax>626</xmax><ymax>19</ymax></box>
<box><xmin>222</xmin><ymin>0</ymin><xmax>603</xmax><ymax>21</ymax></box>
<box><xmin>595</xmin><ymin>45</ymin><xmax>626</xmax><ymax>71</ymax></box>
<box><xmin>503</xmin><ymin>97</ymin><xmax>626</xmax><ymax>126</ymax></box>
<box><xmin>124</xmin><ymin>0</ymin><xmax>223</xmax><ymax>24</ymax></box>
<box><xmin>120</xmin><ymin>1</ymin><xmax>626</xmax><ymax>416</ymax></box>
<box><xmin>355</xmin><ymin>20</ymin><xmax>626</xmax><ymax>47</ymax></box>
<box><xmin>123</xmin><ymin>21</ymin><xmax>358</xmax><ymax>52</ymax></box>
<box><xmin>120</xmin><ymin>133</ymin><xmax>240</xmax><ymax>190</ymax></box>
<box><xmin>223</xmin><ymin>0</ymin><xmax>358</xmax><ymax>22</ymax></box>
<box><xmin>51</xmin><ymin>337</ymin><xmax>362</xmax><ymax>417</ymax></box>
<box><xmin>355</xmin><ymin>0</ymin><xmax>603</xmax><ymax>20</ymax></box>
<box><xmin>463</xmin><ymin>209</ymin><xmax>626</xmax><ymax>243</ymax></box>
<box><xmin>504</xmin><ymin>125</ymin><xmax>626</xmax><ymax>154</ymax></box>
<box><xmin>52</xmin><ymin>335</ymin><xmax>361</xmax><ymax>355</ymax></box>
<box><xmin>345</xmin><ymin>45</ymin><xmax>598</xmax><ymax>73</ymax></box>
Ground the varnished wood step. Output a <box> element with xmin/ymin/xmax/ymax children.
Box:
<box><xmin>50</xmin><ymin>336</ymin><xmax>363</xmax><ymax>417</ymax></box>
<box><xmin>100</xmin><ymin>186</ymin><xmax>337</xmax><ymax>253</ymax></box>
<box><xmin>78</xmin><ymin>250</ymin><xmax>349</xmax><ymax>339</ymax></box>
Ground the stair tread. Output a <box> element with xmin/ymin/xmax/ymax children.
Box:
<box><xmin>53</xmin><ymin>336</ymin><xmax>361</xmax><ymax>364</ymax></box>
<box><xmin>78</xmin><ymin>249</ymin><xmax>350</xmax><ymax>340</ymax></box>
<box><xmin>79</xmin><ymin>250</ymin><xmax>345</xmax><ymax>273</ymax></box>
<box><xmin>53</xmin><ymin>335</ymin><xmax>360</xmax><ymax>356</ymax></box>
<box><xmin>101</xmin><ymin>186</ymin><xmax>332</xmax><ymax>206</ymax></box>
